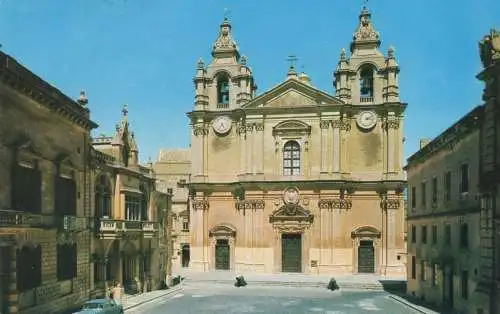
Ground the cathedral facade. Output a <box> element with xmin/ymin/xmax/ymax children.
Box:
<box><xmin>186</xmin><ymin>7</ymin><xmax>407</xmax><ymax>276</ymax></box>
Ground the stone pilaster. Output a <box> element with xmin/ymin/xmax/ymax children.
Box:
<box><xmin>320</xmin><ymin>120</ymin><xmax>329</xmax><ymax>174</ymax></box>
<box><xmin>331</xmin><ymin>118</ymin><xmax>342</xmax><ymax>174</ymax></box>
<box><xmin>237</xmin><ymin>123</ymin><xmax>246</xmax><ymax>175</ymax></box>
<box><xmin>255</xmin><ymin>123</ymin><xmax>264</xmax><ymax>174</ymax></box>
<box><xmin>245</xmin><ymin>124</ymin><xmax>254</xmax><ymax>174</ymax></box>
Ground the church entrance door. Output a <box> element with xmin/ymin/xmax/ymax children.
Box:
<box><xmin>215</xmin><ymin>239</ymin><xmax>230</xmax><ymax>270</ymax></box>
<box><xmin>281</xmin><ymin>233</ymin><xmax>302</xmax><ymax>273</ymax></box>
<box><xmin>357</xmin><ymin>240</ymin><xmax>375</xmax><ymax>273</ymax></box>
<box><xmin>181</xmin><ymin>244</ymin><xmax>190</xmax><ymax>268</ymax></box>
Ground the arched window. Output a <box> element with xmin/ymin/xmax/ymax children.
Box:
<box><xmin>140</xmin><ymin>183</ymin><xmax>149</xmax><ymax>221</ymax></box>
<box><xmin>359</xmin><ymin>66</ymin><xmax>374</xmax><ymax>100</ymax></box>
<box><xmin>95</xmin><ymin>175</ymin><xmax>112</xmax><ymax>217</ymax></box>
<box><xmin>283</xmin><ymin>140</ymin><xmax>301</xmax><ymax>176</ymax></box>
<box><xmin>217</xmin><ymin>76</ymin><xmax>230</xmax><ymax>108</ymax></box>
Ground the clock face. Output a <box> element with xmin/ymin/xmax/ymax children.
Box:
<box><xmin>356</xmin><ymin>111</ymin><xmax>377</xmax><ymax>129</ymax></box>
<box><xmin>212</xmin><ymin>116</ymin><xmax>232</xmax><ymax>135</ymax></box>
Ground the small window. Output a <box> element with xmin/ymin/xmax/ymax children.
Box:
<box><xmin>444</xmin><ymin>171</ymin><xmax>452</xmax><ymax>201</ymax></box>
<box><xmin>12</xmin><ymin>164</ymin><xmax>42</xmax><ymax>213</ymax></box>
<box><xmin>55</xmin><ymin>176</ymin><xmax>77</xmax><ymax>216</ymax></box>
<box><xmin>421</xmin><ymin>182</ymin><xmax>427</xmax><ymax>207</ymax></box>
<box><xmin>411</xmin><ymin>256</ymin><xmax>416</xmax><ymax>279</ymax></box>
<box><xmin>420</xmin><ymin>260</ymin><xmax>426</xmax><ymax>281</ymax></box>
<box><xmin>411</xmin><ymin>225</ymin><xmax>416</xmax><ymax>243</ymax></box>
<box><xmin>411</xmin><ymin>186</ymin><xmax>416</xmax><ymax>209</ymax></box>
<box><xmin>460</xmin><ymin>223</ymin><xmax>469</xmax><ymax>248</ymax></box>
<box><xmin>283</xmin><ymin>140</ymin><xmax>301</xmax><ymax>176</ymax></box>
<box><xmin>432</xmin><ymin>225</ymin><xmax>438</xmax><ymax>245</ymax></box>
<box><xmin>431</xmin><ymin>176</ymin><xmax>438</xmax><ymax>204</ymax></box>
<box><xmin>421</xmin><ymin>225</ymin><xmax>427</xmax><ymax>244</ymax></box>
<box><xmin>460</xmin><ymin>164</ymin><xmax>469</xmax><ymax>194</ymax></box>
<box><xmin>445</xmin><ymin>224</ymin><xmax>452</xmax><ymax>246</ymax></box>
<box><xmin>182</xmin><ymin>218</ymin><xmax>189</xmax><ymax>231</ymax></box>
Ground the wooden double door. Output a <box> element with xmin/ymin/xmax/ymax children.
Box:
<box><xmin>281</xmin><ymin>234</ymin><xmax>302</xmax><ymax>273</ymax></box>
<box><xmin>215</xmin><ymin>239</ymin><xmax>230</xmax><ymax>270</ymax></box>
<box><xmin>357</xmin><ymin>240</ymin><xmax>375</xmax><ymax>273</ymax></box>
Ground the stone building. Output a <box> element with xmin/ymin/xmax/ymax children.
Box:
<box><xmin>90</xmin><ymin>106</ymin><xmax>167</xmax><ymax>296</ymax></box>
<box><xmin>154</xmin><ymin>149</ymin><xmax>191</xmax><ymax>273</ymax></box>
<box><xmin>405</xmin><ymin>106</ymin><xmax>484</xmax><ymax>313</ymax></box>
<box><xmin>0</xmin><ymin>51</ymin><xmax>97</xmax><ymax>313</ymax></box>
<box><xmin>185</xmin><ymin>6</ymin><xmax>407</xmax><ymax>276</ymax></box>
<box><xmin>475</xmin><ymin>28</ymin><xmax>500</xmax><ymax>314</ymax></box>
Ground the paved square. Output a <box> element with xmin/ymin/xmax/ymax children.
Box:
<box><xmin>126</xmin><ymin>284</ymin><xmax>422</xmax><ymax>314</ymax></box>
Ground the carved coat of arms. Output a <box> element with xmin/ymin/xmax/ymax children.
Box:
<box><xmin>283</xmin><ymin>187</ymin><xmax>300</xmax><ymax>205</ymax></box>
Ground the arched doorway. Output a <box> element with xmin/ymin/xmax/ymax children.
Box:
<box><xmin>209</xmin><ymin>224</ymin><xmax>236</xmax><ymax>271</ymax></box>
<box><xmin>351</xmin><ymin>226</ymin><xmax>381</xmax><ymax>274</ymax></box>
<box><xmin>181</xmin><ymin>244</ymin><xmax>190</xmax><ymax>268</ymax></box>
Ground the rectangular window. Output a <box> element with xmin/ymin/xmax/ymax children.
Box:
<box><xmin>460</xmin><ymin>164</ymin><xmax>469</xmax><ymax>194</ymax></box>
<box><xmin>421</xmin><ymin>225</ymin><xmax>427</xmax><ymax>244</ymax></box>
<box><xmin>125</xmin><ymin>195</ymin><xmax>141</xmax><ymax>220</ymax></box>
<box><xmin>11</xmin><ymin>164</ymin><xmax>42</xmax><ymax>213</ymax></box>
<box><xmin>460</xmin><ymin>223</ymin><xmax>469</xmax><ymax>248</ymax></box>
<box><xmin>444</xmin><ymin>171</ymin><xmax>452</xmax><ymax>201</ymax></box>
<box><xmin>445</xmin><ymin>224</ymin><xmax>452</xmax><ymax>246</ymax></box>
<box><xmin>411</xmin><ymin>186</ymin><xmax>416</xmax><ymax>209</ymax></box>
<box><xmin>432</xmin><ymin>225</ymin><xmax>438</xmax><ymax>245</ymax></box>
<box><xmin>57</xmin><ymin>243</ymin><xmax>77</xmax><ymax>281</ymax></box>
<box><xmin>182</xmin><ymin>218</ymin><xmax>189</xmax><ymax>231</ymax></box>
<box><xmin>55</xmin><ymin>176</ymin><xmax>77</xmax><ymax>216</ymax></box>
<box><xmin>421</xmin><ymin>182</ymin><xmax>427</xmax><ymax>207</ymax></box>
<box><xmin>420</xmin><ymin>260</ymin><xmax>426</xmax><ymax>281</ymax></box>
<box><xmin>461</xmin><ymin>271</ymin><xmax>469</xmax><ymax>300</ymax></box>
<box><xmin>411</xmin><ymin>225</ymin><xmax>416</xmax><ymax>243</ymax></box>
<box><xmin>432</xmin><ymin>264</ymin><xmax>438</xmax><ymax>286</ymax></box>
<box><xmin>431</xmin><ymin>177</ymin><xmax>438</xmax><ymax>205</ymax></box>
<box><xmin>411</xmin><ymin>256</ymin><xmax>416</xmax><ymax>279</ymax></box>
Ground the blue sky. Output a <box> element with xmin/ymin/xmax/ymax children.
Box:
<box><xmin>0</xmin><ymin>0</ymin><xmax>498</xmax><ymax>163</ymax></box>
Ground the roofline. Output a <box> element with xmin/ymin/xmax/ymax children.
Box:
<box><xmin>405</xmin><ymin>105</ymin><xmax>484</xmax><ymax>167</ymax></box>
<box><xmin>0</xmin><ymin>51</ymin><xmax>98</xmax><ymax>130</ymax></box>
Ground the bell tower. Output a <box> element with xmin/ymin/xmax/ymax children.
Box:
<box><xmin>334</xmin><ymin>6</ymin><xmax>400</xmax><ymax>106</ymax></box>
<box><xmin>193</xmin><ymin>17</ymin><xmax>256</xmax><ymax>111</ymax></box>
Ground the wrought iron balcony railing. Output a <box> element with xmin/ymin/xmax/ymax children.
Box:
<box><xmin>0</xmin><ymin>209</ymin><xmax>55</xmax><ymax>228</ymax></box>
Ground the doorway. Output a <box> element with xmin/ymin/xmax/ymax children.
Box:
<box><xmin>0</xmin><ymin>246</ymin><xmax>10</xmax><ymax>314</ymax></box>
<box><xmin>357</xmin><ymin>240</ymin><xmax>375</xmax><ymax>273</ymax></box>
<box><xmin>181</xmin><ymin>244</ymin><xmax>190</xmax><ymax>268</ymax></box>
<box><xmin>215</xmin><ymin>239</ymin><xmax>230</xmax><ymax>270</ymax></box>
<box><xmin>281</xmin><ymin>233</ymin><xmax>302</xmax><ymax>273</ymax></box>
<box><xmin>442</xmin><ymin>267</ymin><xmax>454</xmax><ymax>308</ymax></box>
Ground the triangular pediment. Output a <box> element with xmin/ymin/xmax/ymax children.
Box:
<box><xmin>242</xmin><ymin>78</ymin><xmax>344</xmax><ymax>109</ymax></box>
<box><xmin>269</xmin><ymin>204</ymin><xmax>314</xmax><ymax>223</ymax></box>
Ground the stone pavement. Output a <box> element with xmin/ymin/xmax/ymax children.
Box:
<box><xmin>176</xmin><ymin>269</ymin><xmax>406</xmax><ymax>291</ymax></box>
<box><xmin>121</xmin><ymin>286</ymin><xmax>183</xmax><ymax>310</ymax></box>
<box><xmin>125</xmin><ymin>285</ymin><xmax>432</xmax><ymax>314</ymax></box>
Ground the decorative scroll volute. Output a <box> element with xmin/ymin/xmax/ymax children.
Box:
<box><xmin>235</xmin><ymin>199</ymin><xmax>265</xmax><ymax>214</ymax></box>
<box><xmin>318</xmin><ymin>198</ymin><xmax>352</xmax><ymax>211</ymax></box>
<box><xmin>192</xmin><ymin>200</ymin><xmax>209</xmax><ymax>211</ymax></box>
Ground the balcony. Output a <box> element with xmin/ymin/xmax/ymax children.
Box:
<box><xmin>57</xmin><ymin>215</ymin><xmax>88</xmax><ymax>231</ymax></box>
<box><xmin>142</xmin><ymin>221</ymin><xmax>159</xmax><ymax>238</ymax></box>
<box><xmin>0</xmin><ymin>209</ymin><xmax>55</xmax><ymax>229</ymax></box>
<box><xmin>94</xmin><ymin>217</ymin><xmax>159</xmax><ymax>240</ymax></box>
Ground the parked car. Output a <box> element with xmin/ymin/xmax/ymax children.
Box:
<box><xmin>73</xmin><ymin>299</ymin><xmax>124</xmax><ymax>314</ymax></box>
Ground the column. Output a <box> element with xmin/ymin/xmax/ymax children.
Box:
<box><xmin>245</xmin><ymin>124</ymin><xmax>254</xmax><ymax>174</ymax></box>
<box><xmin>238</xmin><ymin>124</ymin><xmax>246</xmax><ymax>175</ymax></box>
<box><xmin>320</xmin><ymin>120</ymin><xmax>329</xmax><ymax>174</ymax></box>
<box><xmin>255</xmin><ymin>123</ymin><xmax>264</xmax><ymax>174</ymax></box>
<box><xmin>332</xmin><ymin>119</ymin><xmax>341</xmax><ymax>173</ymax></box>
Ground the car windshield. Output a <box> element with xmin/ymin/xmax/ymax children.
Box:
<box><xmin>83</xmin><ymin>303</ymin><xmax>104</xmax><ymax>309</ymax></box>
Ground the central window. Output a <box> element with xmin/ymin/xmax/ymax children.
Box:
<box><xmin>283</xmin><ymin>140</ymin><xmax>301</xmax><ymax>176</ymax></box>
<box><xmin>125</xmin><ymin>195</ymin><xmax>141</xmax><ymax>221</ymax></box>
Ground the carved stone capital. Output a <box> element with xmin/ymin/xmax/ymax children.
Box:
<box><xmin>193</xmin><ymin>200</ymin><xmax>209</xmax><ymax>211</ymax></box>
<box><xmin>235</xmin><ymin>199</ymin><xmax>265</xmax><ymax>213</ymax></box>
<box><xmin>193</xmin><ymin>125</ymin><xmax>209</xmax><ymax>136</ymax></box>
<box><xmin>383</xmin><ymin>120</ymin><xmax>400</xmax><ymax>130</ymax></box>
<box><xmin>237</xmin><ymin>124</ymin><xmax>247</xmax><ymax>134</ymax></box>
<box><xmin>254</xmin><ymin>123</ymin><xmax>264</xmax><ymax>131</ymax></box>
<box><xmin>380</xmin><ymin>199</ymin><xmax>400</xmax><ymax>210</ymax></box>
<box><xmin>318</xmin><ymin>198</ymin><xmax>352</xmax><ymax>211</ymax></box>
<box><xmin>331</xmin><ymin>119</ymin><xmax>350</xmax><ymax>131</ymax></box>
<box><xmin>245</xmin><ymin>125</ymin><xmax>254</xmax><ymax>132</ymax></box>
<box><xmin>320</xmin><ymin>120</ymin><xmax>331</xmax><ymax>129</ymax></box>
